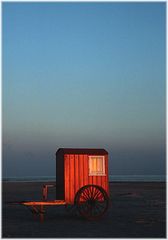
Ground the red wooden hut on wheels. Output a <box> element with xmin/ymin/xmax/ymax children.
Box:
<box><xmin>56</xmin><ymin>148</ymin><xmax>109</xmax><ymax>204</ymax></box>
<box><xmin>15</xmin><ymin>148</ymin><xmax>110</xmax><ymax>221</ymax></box>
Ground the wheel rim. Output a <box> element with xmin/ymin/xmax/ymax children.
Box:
<box><xmin>75</xmin><ymin>185</ymin><xmax>109</xmax><ymax>220</ymax></box>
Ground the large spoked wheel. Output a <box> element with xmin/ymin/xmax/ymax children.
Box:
<box><xmin>74</xmin><ymin>185</ymin><xmax>109</xmax><ymax>220</ymax></box>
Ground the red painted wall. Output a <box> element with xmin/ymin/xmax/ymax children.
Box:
<box><xmin>56</xmin><ymin>149</ymin><xmax>109</xmax><ymax>204</ymax></box>
<box><xmin>64</xmin><ymin>154</ymin><xmax>109</xmax><ymax>204</ymax></box>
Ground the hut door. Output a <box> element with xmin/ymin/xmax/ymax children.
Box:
<box><xmin>88</xmin><ymin>156</ymin><xmax>106</xmax><ymax>176</ymax></box>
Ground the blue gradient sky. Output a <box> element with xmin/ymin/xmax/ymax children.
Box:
<box><xmin>3</xmin><ymin>2</ymin><xmax>165</xmax><ymax>177</ymax></box>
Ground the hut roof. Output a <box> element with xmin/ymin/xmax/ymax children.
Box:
<box><xmin>56</xmin><ymin>148</ymin><xmax>108</xmax><ymax>155</ymax></box>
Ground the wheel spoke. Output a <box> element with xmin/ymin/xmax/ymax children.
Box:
<box><xmin>96</xmin><ymin>201</ymin><xmax>106</xmax><ymax>209</ymax></box>
<box><xmin>95</xmin><ymin>204</ymin><xmax>103</xmax><ymax>214</ymax></box>
<box><xmin>94</xmin><ymin>190</ymin><xmax>103</xmax><ymax>200</ymax></box>
<box><xmin>81</xmin><ymin>202</ymin><xmax>88</xmax><ymax>212</ymax></box>
<box><xmin>83</xmin><ymin>189</ymin><xmax>90</xmax><ymax>200</ymax></box>
<box><xmin>90</xmin><ymin>186</ymin><xmax>95</xmax><ymax>199</ymax></box>
<box><xmin>79</xmin><ymin>195</ymin><xmax>87</xmax><ymax>202</ymax></box>
<box><xmin>90</xmin><ymin>186</ymin><xmax>93</xmax><ymax>199</ymax></box>
<box><xmin>92</xmin><ymin>187</ymin><xmax>97</xmax><ymax>199</ymax></box>
<box><xmin>94</xmin><ymin>207</ymin><xmax>100</xmax><ymax>216</ymax></box>
<box><xmin>90</xmin><ymin>206</ymin><xmax>94</xmax><ymax>217</ymax></box>
<box><xmin>81</xmin><ymin>203</ymin><xmax>90</xmax><ymax>216</ymax></box>
<box><xmin>92</xmin><ymin>187</ymin><xmax>99</xmax><ymax>199</ymax></box>
<box><xmin>81</xmin><ymin>192</ymin><xmax>88</xmax><ymax>200</ymax></box>
<box><xmin>85</xmin><ymin>188</ymin><xmax>91</xmax><ymax>199</ymax></box>
<box><xmin>88</xmin><ymin>186</ymin><xmax>93</xmax><ymax>199</ymax></box>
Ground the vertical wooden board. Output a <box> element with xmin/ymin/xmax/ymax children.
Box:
<box><xmin>69</xmin><ymin>154</ymin><xmax>75</xmax><ymax>204</ymax></box>
<box><xmin>101</xmin><ymin>176</ymin><xmax>106</xmax><ymax>192</ymax></box>
<box><xmin>101</xmin><ymin>155</ymin><xmax>109</xmax><ymax>195</ymax></box>
<box><xmin>64</xmin><ymin>154</ymin><xmax>70</xmax><ymax>203</ymax></box>
<box><xmin>105</xmin><ymin>154</ymin><xmax>109</xmax><ymax>196</ymax></box>
<box><xmin>88</xmin><ymin>175</ymin><xmax>93</xmax><ymax>185</ymax></box>
<box><xmin>92</xmin><ymin>157</ymin><xmax>97</xmax><ymax>185</ymax></box>
<box><xmin>88</xmin><ymin>155</ymin><xmax>93</xmax><ymax>185</ymax></box>
<box><xmin>74</xmin><ymin>155</ymin><xmax>79</xmax><ymax>195</ymax></box>
<box><xmin>83</xmin><ymin>155</ymin><xmax>88</xmax><ymax>186</ymax></box>
<box><xmin>79</xmin><ymin>154</ymin><xmax>84</xmax><ymax>188</ymax></box>
<box><xmin>92</xmin><ymin>176</ymin><xmax>97</xmax><ymax>185</ymax></box>
<box><xmin>97</xmin><ymin>176</ymin><xmax>101</xmax><ymax>187</ymax></box>
<box><xmin>93</xmin><ymin>157</ymin><xmax>101</xmax><ymax>186</ymax></box>
<box><xmin>56</xmin><ymin>152</ymin><xmax>65</xmax><ymax>200</ymax></box>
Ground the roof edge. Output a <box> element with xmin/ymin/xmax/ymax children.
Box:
<box><xmin>56</xmin><ymin>148</ymin><xmax>108</xmax><ymax>155</ymax></box>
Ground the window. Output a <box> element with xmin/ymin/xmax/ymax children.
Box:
<box><xmin>89</xmin><ymin>156</ymin><xmax>105</xmax><ymax>176</ymax></box>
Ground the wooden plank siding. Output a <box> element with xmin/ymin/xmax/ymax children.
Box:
<box><xmin>79</xmin><ymin>154</ymin><xmax>84</xmax><ymax>190</ymax></box>
<box><xmin>69</xmin><ymin>154</ymin><xmax>75</xmax><ymax>203</ymax></box>
<box><xmin>56</xmin><ymin>149</ymin><xmax>109</xmax><ymax>204</ymax></box>
<box><xmin>83</xmin><ymin>155</ymin><xmax>88</xmax><ymax>187</ymax></box>
<box><xmin>56</xmin><ymin>150</ymin><xmax>64</xmax><ymax>200</ymax></box>
<box><xmin>64</xmin><ymin>154</ymin><xmax>70</xmax><ymax>203</ymax></box>
<box><xmin>74</xmin><ymin>154</ymin><xmax>79</xmax><ymax>197</ymax></box>
<box><xmin>105</xmin><ymin>154</ymin><xmax>109</xmax><ymax>195</ymax></box>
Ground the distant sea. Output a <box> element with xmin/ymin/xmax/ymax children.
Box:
<box><xmin>3</xmin><ymin>175</ymin><xmax>166</xmax><ymax>182</ymax></box>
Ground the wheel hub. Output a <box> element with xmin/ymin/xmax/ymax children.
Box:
<box><xmin>87</xmin><ymin>199</ymin><xmax>95</xmax><ymax>206</ymax></box>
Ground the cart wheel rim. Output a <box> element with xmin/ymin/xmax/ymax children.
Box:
<box><xmin>75</xmin><ymin>185</ymin><xmax>109</xmax><ymax>220</ymax></box>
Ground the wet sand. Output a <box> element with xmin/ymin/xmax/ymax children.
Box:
<box><xmin>2</xmin><ymin>182</ymin><xmax>166</xmax><ymax>238</ymax></box>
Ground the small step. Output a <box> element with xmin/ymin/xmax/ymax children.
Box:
<box><xmin>22</xmin><ymin>200</ymin><xmax>66</xmax><ymax>206</ymax></box>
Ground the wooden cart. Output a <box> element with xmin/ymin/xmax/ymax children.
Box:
<box><xmin>14</xmin><ymin>148</ymin><xmax>110</xmax><ymax>221</ymax></box>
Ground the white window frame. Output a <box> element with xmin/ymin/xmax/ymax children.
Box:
<box><xmin>88</xmin><ymin>156</ymin><xmax>106</xmax><ymax>176</ymax></box>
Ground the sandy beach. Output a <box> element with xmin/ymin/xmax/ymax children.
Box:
<box><xmin>2</xmin><ymin>181</ymin><xmax>166</xmax><ymax>238</ymax></box>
